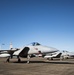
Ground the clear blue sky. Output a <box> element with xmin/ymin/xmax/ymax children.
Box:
<box><xmin>0</xmin><ymin>0</ymin><xmax>74</xmax><ymax>51</ymax></box>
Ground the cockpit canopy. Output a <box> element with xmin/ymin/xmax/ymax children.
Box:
<box><xmin>29</xmin><ymin>42</ymin><xmax>41</xmax><ymax>46</ymax></box>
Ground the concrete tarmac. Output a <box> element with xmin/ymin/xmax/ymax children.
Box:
<box><xmin>0</xmin><ymin>57</ymin><xmax>74</xmax><ymax>75</ymax></box>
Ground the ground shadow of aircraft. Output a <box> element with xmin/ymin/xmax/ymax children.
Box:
<box><xmin>11</xmin><ymin>60</ymin><xmax>74</xmax><ymax>64</ymax></box>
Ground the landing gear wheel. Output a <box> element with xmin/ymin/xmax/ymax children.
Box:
<box><xmin>51</xmin><ymin>58</ymin><xmax>53</xmax><ymax>60</ymax></box>
<box><xmin>27</xmin><ymin>55</ymin><xmax>30</xmax><ymax>64</ymax></box>
<box><xmin>17</xmin><ymin>56</ymin><xmax>21</xmax><ymax>62</ymax></box>
<box><xmin>6</xmin><ymin>57</ymin><xmax>10</xmax><ymax>63</ymax></box>
<box><xmin>47</xmin><ymin>58</ymin><xmax>50</xmax><ymax>60</ymax></box>
<box><xmin>18</xmin><ymin>58</ymin><xmax>21</xmax><ymax>62</ymax></box>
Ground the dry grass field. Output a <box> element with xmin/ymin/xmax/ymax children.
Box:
<box><xmin>0</xmin><ymin>57</ymin><xmax>74</xmax><ymax>75</ymax></box>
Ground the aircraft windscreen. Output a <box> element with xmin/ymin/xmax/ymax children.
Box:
<box><xmin>30</xmin><ymin>42</ymin><xmax>41</xmax><ymax>46</ymax></box>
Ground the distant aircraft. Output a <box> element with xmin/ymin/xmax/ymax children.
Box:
<box><xmin>60</xmin><ymin>50</ymin><xmax>74</xmax><ymax>59</ymax></box>
<box><xmin>0</xmin><ymin>42</ymin><xmax>59</xmax><ymax>63</ymax></box>
<box><xmin>43</xmin><ymin>50</ymin><xmax>74</xmax><ymax>60</ymax></box>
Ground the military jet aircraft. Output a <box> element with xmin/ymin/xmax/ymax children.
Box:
<box><xmin>13</xmin><ymin>42</ymin><xmax>59</xmax><ymax>63</ymax></box>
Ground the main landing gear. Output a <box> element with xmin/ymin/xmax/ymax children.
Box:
<box><xmin>6</xmin><ymin>55</ymin><xmax>31</xmax><ymax>64</ymax></box>
<box><xmin>17</xmin><ymin>56</ymin><xmax>21</xmax><ymax>62</ymax></box>
<box><xmin>27</xmin><ymin>55</ymin><xmax>31</xmax><ymax>64</ymax></box>
<box><xmin>17</xmin><ymin>55</ymin><xmax>31</xmax><ymax>63</ymax></box>
<box><xmin>6</xmin><ymin>56</ymin><xmax>21</xmax><ymax>63</ymax></box>
<box><xmin>6</xmin><ymin>57</ymin><xmax>10</xmax><ymax>62</ymax></box>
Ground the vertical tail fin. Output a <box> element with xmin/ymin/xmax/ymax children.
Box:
<box><xmin>10</xmin><ymin>42</ymin><xmax>13</xmax><ymax>49</ymax></box>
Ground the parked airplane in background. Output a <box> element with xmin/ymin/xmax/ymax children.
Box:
<box><xmin>41</xmin><ymin>50</ymin><xmax>74</xmax><ymax>60</ymax></box>
<box><xmin>60</xmin><ymin>50</ymin><xmax>74</xmax><ymax>59</ymax></box>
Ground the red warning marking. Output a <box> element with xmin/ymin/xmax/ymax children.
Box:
<box><xmin>35</xmin><ymin>48</ymin><xmax>38</xmax><ymax>50</ymax></box>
